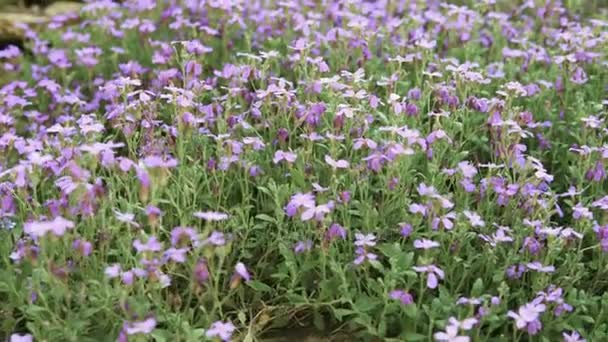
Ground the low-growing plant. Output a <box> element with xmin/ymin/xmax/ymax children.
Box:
<box><xmin>1</xmin><ymin>0</ymin><xmax>608</xmax><ymax>341</ymax></box>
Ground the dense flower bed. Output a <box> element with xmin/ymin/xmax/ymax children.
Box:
<box><xmin>1</xmin><ymin>0</ymin><xmax>608</xmax><ymax>341</ymax></box>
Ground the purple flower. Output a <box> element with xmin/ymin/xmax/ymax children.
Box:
<box><xmin>585</xmin><ymin>161</ymin><xmax>605</xmax><ymax>182</ymax></box>
<box><xmin>408</xmin><ymin>88</ymin><xmax>421</xmax><ymax>100</ymax></box>
<box><xmin>324</xmin><ymin>155</ymin><xmax>350</xmax><ymax>169</ymax></box>
<box><xmin>400</xmin><ymin>223</ymin><xmax>413</xmax><ymax>237</ymax></box>
<box><xmin>124</xmin><ymin>317</ymin><xmax>156</xmax><ymax>335</ymax></box>
<box><xmin>285</xmin><ymin>192</ymin><xmax>316</xmax><ymax>217</ymax></box>
<box><xmin>339</xmin><ymin>191</ymin><xmax>351</xmax><ymax>204</ymax></box>
<box><xmin>479</xmin><ymin>227</ymin><xmax>513</xmax><ymax>246</ymax></box>
<box><xmin>572</xmin><ymin>203</ymin><xmax>592</xmax><ymax>220</ymax></box>
<box><xmin>456</xmin><ymin>297</ymin><xmax>482</xmax><ymax>306</ymax></box>
<box><xmin>121</xmin><ymin>268</ymin><xmax>146</xmax><ymax>285</ymax></box>
<box><xmin>114</xmin><ymin>210</ymin><xmax>140</xmax><ymax>228</ymax></box>
<box><xmin>354</xmin><ymin>233</ymin><xmax>376</xmax><ymax>247</ymax></box>
<box><xmin>448</xmin><ymin>316</ymin><xmax>478</xmax><ymax>330</ymax></box>
<box><xmin>294</xmin><ymin>240</ymin><xmax>313</xmax><ymax>254</ymax></box>
<box><xmin>508</xmin><ymin>302</ymin><xmax>545</xmax><ymax>333</ymax></box>
<box><xmin>234</xmin><ymin>262</ymin><xmax>251</xmax><ymax>281</ymax></box>
<box><xmin>194</xmin><ymin>211</ymin><xmax>229</xmax><ymax>221</ymax></box>
<box><xmin>73</xmin><ymin>239</ymin><xmax>93</xmax><ymax>257</ymax></box>
<box><xmin>145</xmin><ymin>205</ymin><xmax>162</xmax><ymax>218</ymax></box>
<box><xmin>458</xmin><ymin>161</ymin><xmax>477</xmax><ymax>178</ymax></box>
<box><xmin>300</xmin><ymin>202</ymin><xmax>333</xmax><ymax>221</ymax></box>
<box><xmin>563</xmin><ymin>331</ymin><xmax>586</xmax><ymax>342</ymax></box>
<box><xmin>10</xmin><ymin>333</ymin><xmax>33</xmax><ymax>342</ymax></box>
<box><xmin>105</xmin><ymin>264</ymin><xmax>121</xmax><ymax>278</ymax></box>
<box><xmin>353</xmin><ymin>247</ymin><xmax>378</xmax><ymax>265</ymax></box>
<box><xmin>170</xmin><ymin>226</ymin><xmax>199</xmax><ymax>247</ymax></box>
<box><xmin>522</xmin><ymin>237</ymin><xmax>543</xmax><ymax>255</ymax></box>
<box><xmin>526</xmin><ymin>262</ymin><xmax>555</xmax><ymax>273</ymax></box>
<box><xmin>526</xmin><ymin>320</ymin><xmax>543</xmax><ymax>335</ymax></box>
<box><xmin>326</xmin><ymin>223</ymin><xmax>347</xmax><ymax>241</ymax></box>
<box><xmin>506</xmin><ymin>264</ymin><xmax>527</xmax><ymax>279</ymax></box>
<box><xmin>193</xmin><ymin>258</ymin><xmax>209</xmax><ymax>285</ymax></box>
<box><xmin>24</xmin><ymin>216</ymin><xmax>75</xmax><ymax>238</ymax></box>
<box><xmin>142</xmin><ymin>155</ymin><xmax>178</xmax><ymax>169</ymax></box>
<box><xmin>462</xmin><ymin>210</ymin><xmax>485</xmax><ymax>227</ymax></box>
<box><xmin>133</xmin><ymin>236</ymin><xmax>163</xmax><ymax>253</ymax></box>
<box><xmin>433</xmin><ymin>322</ymin><xmax>470</xmax><ymax>342</ymax></box>
<box><xmin>206</xmin><ymin>321</ymin><xmax>236</xmax><ymax>341</ymax></box>
<box><xmin>206</xmin><ymin>231</ymin><xmax>226</xmax><ymax>246</ymax></box>
<box><xmin>413</xmin><ymin>265</ymin><xmax>445</xmax><ymax>289</ymax></box>
<box><xmin>163</xmin><ymin>248</ymin><xmax>188</xmax><ymax>263</ymax></box>
<box><xmin>570</xmin><ymin>66</ymin><xmax>588</xmax><ymax>85</ymax></box>
<box><xmin>414</xmin><ymin>239</ymin><xmax>440</xmax><ymax>249</ymax></box>
<box><xmin>409</xmin><ymin>203</ymin><xmax>428</xmax><ymax>216</ymax></box>
<box><xmin>273</xmin><ymin>150</ymin><xmax>297</xmax><ymax>164</ymax></box>
<box><xmin>389</xmin><ymin>289</ymin><xmax>414</xmax><ymax>305</ymax></box>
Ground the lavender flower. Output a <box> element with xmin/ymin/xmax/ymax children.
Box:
<box><xmin>24</xmin><ymin>216</ymin><xmax>75</xmax><ymax>238</ymax></box>
<box><xmin>414</xmin><ymin>239</ymin><xmax>440</xmax><ymax>249</ymax></box>
<box><xmin>124</xmin><ymin>317</ymin><xmax>156</xmax><ymax>335</ymax></box>
<box><xmin>508</xmin><ymin>302</ymin><xmax>545</xmax><ymax>335</ymax></box>
<box><xmin>326</xmin><ymin>223</ymin><xmax>347</xmax><ymax>241</ymax></box>
<box><xmin>353</xmin><ymin>247</ymin><xmax>378</xmax><ymax>265</ymax></box>
<box><xmin>413</xmin><ymin>265</ymin><xmax>445</xmax><ymax>289</ymax></box>
<box><xmin>294</xmin><ymin>240</ymin><xmax>313</xmax><ymax>254</ymax></box>
<box><xmin>206</xmin><ymin>321</ymin><xmax>236</xmax><ymax>341</ymax></box>
<box><xmin>563</xmin><ymin>331</ymin><xmax>586</xmax><ymax>342</ymax></box>
<box><xmin>389</xmin><ymin>289</ymin><xmax>414</xmax><ymax>305</ymax></box>
<box><xmin>273</xmin><ymin>150</ymin><xmax>297</xmax><ymax>164</ymax></box>
<box><xmin>324</xmin><ymin>155</ymin><xmax>350</xmax><ymax>169</ymax></box>
<box><xmin>133</xmin><ymin>236</ymin><xmax>163</xmax><ymax>253</ymax></box>
<box><xmin>354</xmin><ymin>233</ymin><xmax>376</xmax><ymax>247</ymax></box>
<box><xmin>105</xmin><ymin>264</ymin><xmax>122</xmax><ymax>279</ymax></box>
<box><xmin>9</xmin><ymin>334</ymin><xmax>33</xmax><ymax>342</ymax></box>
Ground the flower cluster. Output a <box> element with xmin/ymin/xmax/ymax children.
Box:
<box><xmin>0</xmin><ymin>0</ymin><xmax>607</xmax><ymax>340</ymax></box>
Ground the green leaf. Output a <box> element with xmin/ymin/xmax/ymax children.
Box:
<box><xmin>471</xmin><ymin>278</ymin><xmax>484</xmax><ymax>297</ymax></box>
<box><xmin>255</xmin><ymin>214</ymin><xmax>277</xmax><ymax>223</ymax></box>
<box><xmin>332</xmin><ymin>308</ymin><xmax>354</xmax><ymax>320</ymax></box>
<box><xmin>404</xmin><ymin>304</ymin><xmax>418</xmax><ymax>318</ymax></box>
<box><xmin>354</xmin><ymin>295</ymin><xmax>379</xmax><ymax>313</ymax></box>
<box><xmin>403</xmin><ymin>332</ymin><xmax>427</xmax><ymax>341</ymax></box>
<box><xmin>313</xmin><ymin>309</ymin><xmax>326</xmax><ymax>331</ymax></box>
<box><xmin>151</xmin><ymin>329</ymin><xmax>170</xmax><ymax>342</ymax></box>
<box><xmin>247</xmin><ymin>280</ymin><xmax>273</xmax><ymax>293</ymax></box>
